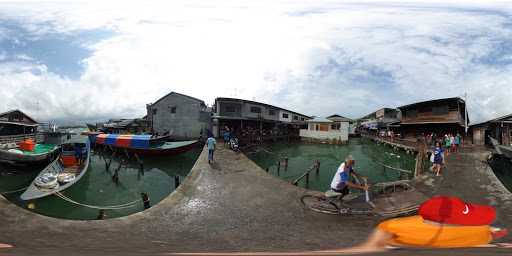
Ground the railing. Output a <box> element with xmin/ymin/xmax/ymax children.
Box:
<box><xmin>361</xmin><ymin>133</ymin><xmax>417</xmax><ymax>151</ymax></box>
<box><xmin>292</xmin><ymin>160</ymin><xmax>320</xmax><ymax>188</ymax></box>
<box><xmin>376</xmin><ymin>161</ymin><xmax>412</xmax><ymax>180</ymax></box>
<box><xmin>0</xmin><ymin>133</ymin><xmax>45</xmax><ymax>144</ymax></box>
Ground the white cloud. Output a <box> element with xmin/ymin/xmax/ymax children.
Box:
<box><xmin>0</xmin><ymin>0</ymin><xmax>511</xmax><ymax>124</ymax></box>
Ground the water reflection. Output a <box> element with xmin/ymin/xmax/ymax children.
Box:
<box><xmin>247</xmin><ymin>138</ymin><xmax>416</xmax><ymax>191</ymax></box>
<box><xmin>0</xmin><ymin>145</ymin><xmax>201</xmax><ymax>220</ymax></box>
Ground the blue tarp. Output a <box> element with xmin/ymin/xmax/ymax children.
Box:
<box><xmin>95</xmin><ymin>134</ymin><xmax>153</xmax><ymax>149</ymax></box>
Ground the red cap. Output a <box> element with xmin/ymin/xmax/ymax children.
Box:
<box><xmin>419</xmin><ymin>196</ymin><xmax>496</xmax><ymax>226</ymax></box>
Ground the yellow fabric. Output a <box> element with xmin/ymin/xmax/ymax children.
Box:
<box><xmin>377</xmin><ymin>215</ymin><xmax>492</xmax><ymax>248</ymax></box>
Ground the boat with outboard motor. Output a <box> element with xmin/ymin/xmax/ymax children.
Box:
<box><xmin>20</xmin><ymin>138</ymin><xmax>90</xmax><ymax>201</ymax></box>
<box><xmin>88</xmin><ymin>133</ymin><xmax>196</xmax><ymax>156</ymax></box>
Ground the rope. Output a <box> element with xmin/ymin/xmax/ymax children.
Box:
<box><xmin>57</xmin><ymin>192</ymin><xmax>141</xmax><ymax>209</ymax></box>
<box><xmin>55</xmin><ymin>192</ymin><xmax>142</xmax><ymax>210</ymax></box>
<box><xmin>0</xmin><ymin>186</ymin><xmax>28</xmax><ymax>194</ymax></box>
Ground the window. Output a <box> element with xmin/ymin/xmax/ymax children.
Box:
<box><xmin>226</xmin><ymin>106</ymin><xmax>236</xmax><ymax>112</ymax></box>
<box><xmin>170</xmin><ymin>106</ymin><xmax>177</xmax><ymax>113</ymax></box>
<box><xmin>282</xmin><ymin>113</ymin><xmax>289</xmax><ymax>118</ymax></box>
<box><xmin>309</xmin><ymin>124</ymin><xmax>314</xmax><ymax>130</ymax></box>
<box><xmin>293</xmin><ymin>115</ymin><xmax>298</xmax><ymax>120</ymax></box>
<box><xmin>315</xmin><ymin>124</ymin><xmax>319</xmax><ymax>131</ymax></box>
<box><xmin>250</xmin><ymin>106</ymin><xmax>261</xmax><ymax>113</ymax></box>
<box><xmin>319</xmin><ymin>124</ymin><xmax>329</xmax><ymax>131</ymax></box>
<box><xmin>432</xmin><ymin>106</ymin><xmax>449</xmax><ymax>115</ymax></box>
<box><xmin>405</xmin><ymin>109</ymin><xmax>417</xmax><ymax>118</ymax></box>
<box><xmin>301</xmin><ymin>117</ymin><xmax>305</xmax><ymax>121</ymax></box>
<box><xmin>331</xmin><ymin>123</ymin><xmax>340</xmax><ymax>130</ymax></box>
<box><xmin>152</xmin><ymin>109</ymin><xmax>157</xmax><ymax>115</ymax></box>
<box><xmin>268</xmin><ymin>109</ymin><xmax>275</xmax><ymax>115</ymax></box>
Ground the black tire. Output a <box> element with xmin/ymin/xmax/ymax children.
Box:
<box><xmin>300</xmin><ymin>194</ymin><xmax>340</xmax><ymax>215</ymax></box>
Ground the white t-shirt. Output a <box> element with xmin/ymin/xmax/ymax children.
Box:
<box><xmin>330</xmin><ymin>162</ymin><xmax>350</xmax><ymax>189</ymax></box>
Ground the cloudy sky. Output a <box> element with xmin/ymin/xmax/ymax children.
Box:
<box><xmin>0</xmin><ymin>0</ymin><xmax>511</xmax><ymax>124</ymax></box>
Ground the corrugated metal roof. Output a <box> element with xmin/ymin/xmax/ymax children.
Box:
<box><xmin>306</xmin><ymin>117</ymin><xmax>333</xmax><ymax>123</ymax></box>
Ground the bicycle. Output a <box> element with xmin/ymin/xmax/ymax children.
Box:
<box><xmin>301</xmin><ymin>179</ymin><xmax>425</xmax><ymax>217</ymax></box>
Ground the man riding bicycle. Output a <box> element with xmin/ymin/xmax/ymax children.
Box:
<box><xmin>330</xmin><ymin>155</ymin><xmax>369</xmax><ymax>198</ymax></box>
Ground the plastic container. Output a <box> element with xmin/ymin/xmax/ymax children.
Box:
<box><xmin>61</xmin><ymin>155</ymin><xmax>78</xmax><ymax>167</ymax></box>
<box><xmin>19</xmin><ymin>139</ymin><xmax>35</xmax><ymax>151</ymax></box>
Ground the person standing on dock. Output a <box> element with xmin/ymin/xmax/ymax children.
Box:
<box><xmin>433</xmin><ymin>142</ymin><xmax>444</xmax><ymax>176</ymax></box>
<box><xmin>207</xmin><ymin>133</ymin><xmax>216</xmax><ymax>164</ymax></box>
<box><xmin>223</xmin><ymin>127</ymin><xmax>230</xmax><ymax>148</ymax></box>
<box><xmin>455</xmin><ymin>133</ymin><xmax>462</xmax><ymax>152</ymax></box>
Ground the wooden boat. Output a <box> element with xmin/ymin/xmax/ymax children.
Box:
<box><xmin>489</xmin><ymin>136</ymin><xmax>512</xmax><ymax>159</ymax></box>
<box><xmin>20</xmin><ymin>139</ymin><xmax>90</xmax><ymax>201</ymax></box>
<box><xmin>0</xmin><ymin>142</ymin><xmax>59</xmax><ymax>165</ymax></box>
<box><xmin>90</xmin><ymin>134</ymin><xmax>196</xmax><ymax>156</ymax></box>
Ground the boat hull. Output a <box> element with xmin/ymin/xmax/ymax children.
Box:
<box><xmin>0</xmin><ymin>146</ymin><xmax>59</xmax><ymax>164</ymax></box>
<box><xmin>20</xmin><ymin>140</ymin><xmax>91</xmax><ymax>201</ymax></box>
<box><xmin>126</xmin><ymin>141</ymin><xmax>198</xmax><ymax>156</ymax></box>
<box><xmin>498</xmin><ymin>145</ymin><xmax>512</xmax><ymax>159</ymax></box>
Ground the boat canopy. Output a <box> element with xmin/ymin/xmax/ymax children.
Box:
<box><xmin>94</xmin><ymin>134</ymin><xmax>152</xmax><ymax>149</ymax></box>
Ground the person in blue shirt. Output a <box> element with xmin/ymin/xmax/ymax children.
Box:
<box><xmin>206</xmin><ymin>135</ymin><xmax>217</xmax><ymax>164</ymax></box>
<box><xmin>223</xmin><ymin>127</ymin><xmax>231</xmax><ymax>148</ymax></box>
<box><xmin>74</xmin><ymin>144</ymin><xmax>83</xmax><ymax>165</ymax></box>
<box><xmin>330</xmin><ymin>155</ymin><xmax>368</xmax><ymax>197</ymax></box>
<box><xmin>433</xmin><ymin>142</ymin><xmax>444</xmax><ymax>176</ymax></box>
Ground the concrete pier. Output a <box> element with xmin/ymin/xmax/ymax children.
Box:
<box><xmin>1</xmin><ymin>145</ymin><xmax>512</xmax><ymax>255</ymax></box>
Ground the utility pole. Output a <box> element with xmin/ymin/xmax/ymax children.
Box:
<box><xmin>464</xmin><ymin>92</ymin><xmax>468</xmax><ymax>134</ymax></box>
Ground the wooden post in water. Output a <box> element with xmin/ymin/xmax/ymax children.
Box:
<box><xmin>134</xmin><ymin>153</ymin><xmax>144</xmax><ymax>174</ymax></box>
<box><xmin>265</xmin><ymin>167</ymin><xmax>269</xmax><ymax>173</ymax></box>
<box><xmin>414</xmin><ymin>138</ymin><xmax>427</xmax><ymax>177</ymax></box>
<box><xmin>315</xmin><ymin>160</ymin><xmax>320</xmax><ymax>174</ymax></box>
<box><xmin>284</xmin><ymin>157</ymin><xmax>288</xmax><ymax>170</ymax></box>
<box><xmin>305</xmin><ymin>172</ymin><xmax>310</xmax><ymax>188</ymax></box>
<box><xmin>277</xmin><ymin>161</ymin><xmax>281</xmax><ymax>176</ymax></box>
<box><xmin>174</xmin><ymin>175</ymin><xmax>180</xmax><ymax>189</ymax></box>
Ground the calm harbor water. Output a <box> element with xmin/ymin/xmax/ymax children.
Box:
<box><xmin>0</xmin><ymin>135</ymin><xmax>202</xmax><ymax>220</ymax></box>
<box><xmin>489</xmin><ymin>155</ymin><xmax>512</xmax><ymax>193</ymax></box>
<box><xmin>247</xmin><ymin>138</ymin><xmax>416</xmax><ymax>191</ymax></box>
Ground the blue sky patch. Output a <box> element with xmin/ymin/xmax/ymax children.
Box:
<box><xmin>0</xmin><ymin>19</ymin><xmax>115</xmax><ymax>79</ymax></box>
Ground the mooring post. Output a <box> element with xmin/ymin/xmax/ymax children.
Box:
<box><xmin>277</xmin><ymin>161</ymin><xmax>281</xmax><ymax>176</ymax></box>
<box><xmin>284</xmin><ymin>157</ymin><xmax>288</xmax><ymax>170</ymax></box>
<box><xmin>315</xmin><ymin>160</ymin><xmax>320</xmax><ymax>174</ymax></box>
<box><xmin>305</xmin><ymin>172</ymin><xmax>310</xmax><ymax>188</ymax></box>
<box><xmin>174</xmin><ymin>175</ymin><xmax>180</xmax><ymax>189</ymax></box>
<box><xmin>265</xmin><ymin>167</ymin><xmax>269</xmax><ymax>173</ymax></box>
<box><xmin>134</xmin><ymin>153</ymin><xmax>144</xmax><ymax>175</ymax></box>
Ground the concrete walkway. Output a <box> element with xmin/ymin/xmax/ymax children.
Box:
<box><xmin>1</xmin><ymin>145</ymin><xmax>511</xmax><ymax>255</ymax></box>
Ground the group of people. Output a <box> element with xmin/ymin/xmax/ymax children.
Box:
<box><xmin>429</xmin><ymin>132</ymin><xmax>463</xmax><ymax>176</ymax></box>
<box><xmin>426</xmin><ymin>132</ymin><xmax>463</xmax><ymax>152</ymax></box>
<box><xmin>378</xmin><ymin>130</ymin><xmax>396</xmax><ymax>141</ymax></box>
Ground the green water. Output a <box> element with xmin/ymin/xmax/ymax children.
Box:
<box><xmin>489</xmin><ymin>155</ymin><xmax>512</xmax><ymax>193</ymax></box>
<box><xmin>0</xmin><ymin>140</ymin><xmax>201</xmax><ymax>220</ymax></box>
<box><xmin>247</xmin><ymin>138</ymin><xmax>416</xmax><ymax>191</ymax></box>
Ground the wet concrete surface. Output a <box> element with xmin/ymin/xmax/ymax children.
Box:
<box><xmin>1</xmin><ymin>145</ymin><xmax>512</xmax><ymax>255</ymax></box>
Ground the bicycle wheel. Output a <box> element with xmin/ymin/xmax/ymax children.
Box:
<box><xmin>301</xmin><ymin>194</ymin><xmax>340</xmax><ymax>215</ymax></box>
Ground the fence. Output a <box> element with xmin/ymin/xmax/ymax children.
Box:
<box><xmin>0</xmin><ymin>133</ymin><xmax>45</xmax><ymax>144</ymax></box>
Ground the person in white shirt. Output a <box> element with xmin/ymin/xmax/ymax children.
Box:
<box><xmin>330</xmin><ymin>155</ymin><xmax>369</xmax><ymax>197</ymax></box>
